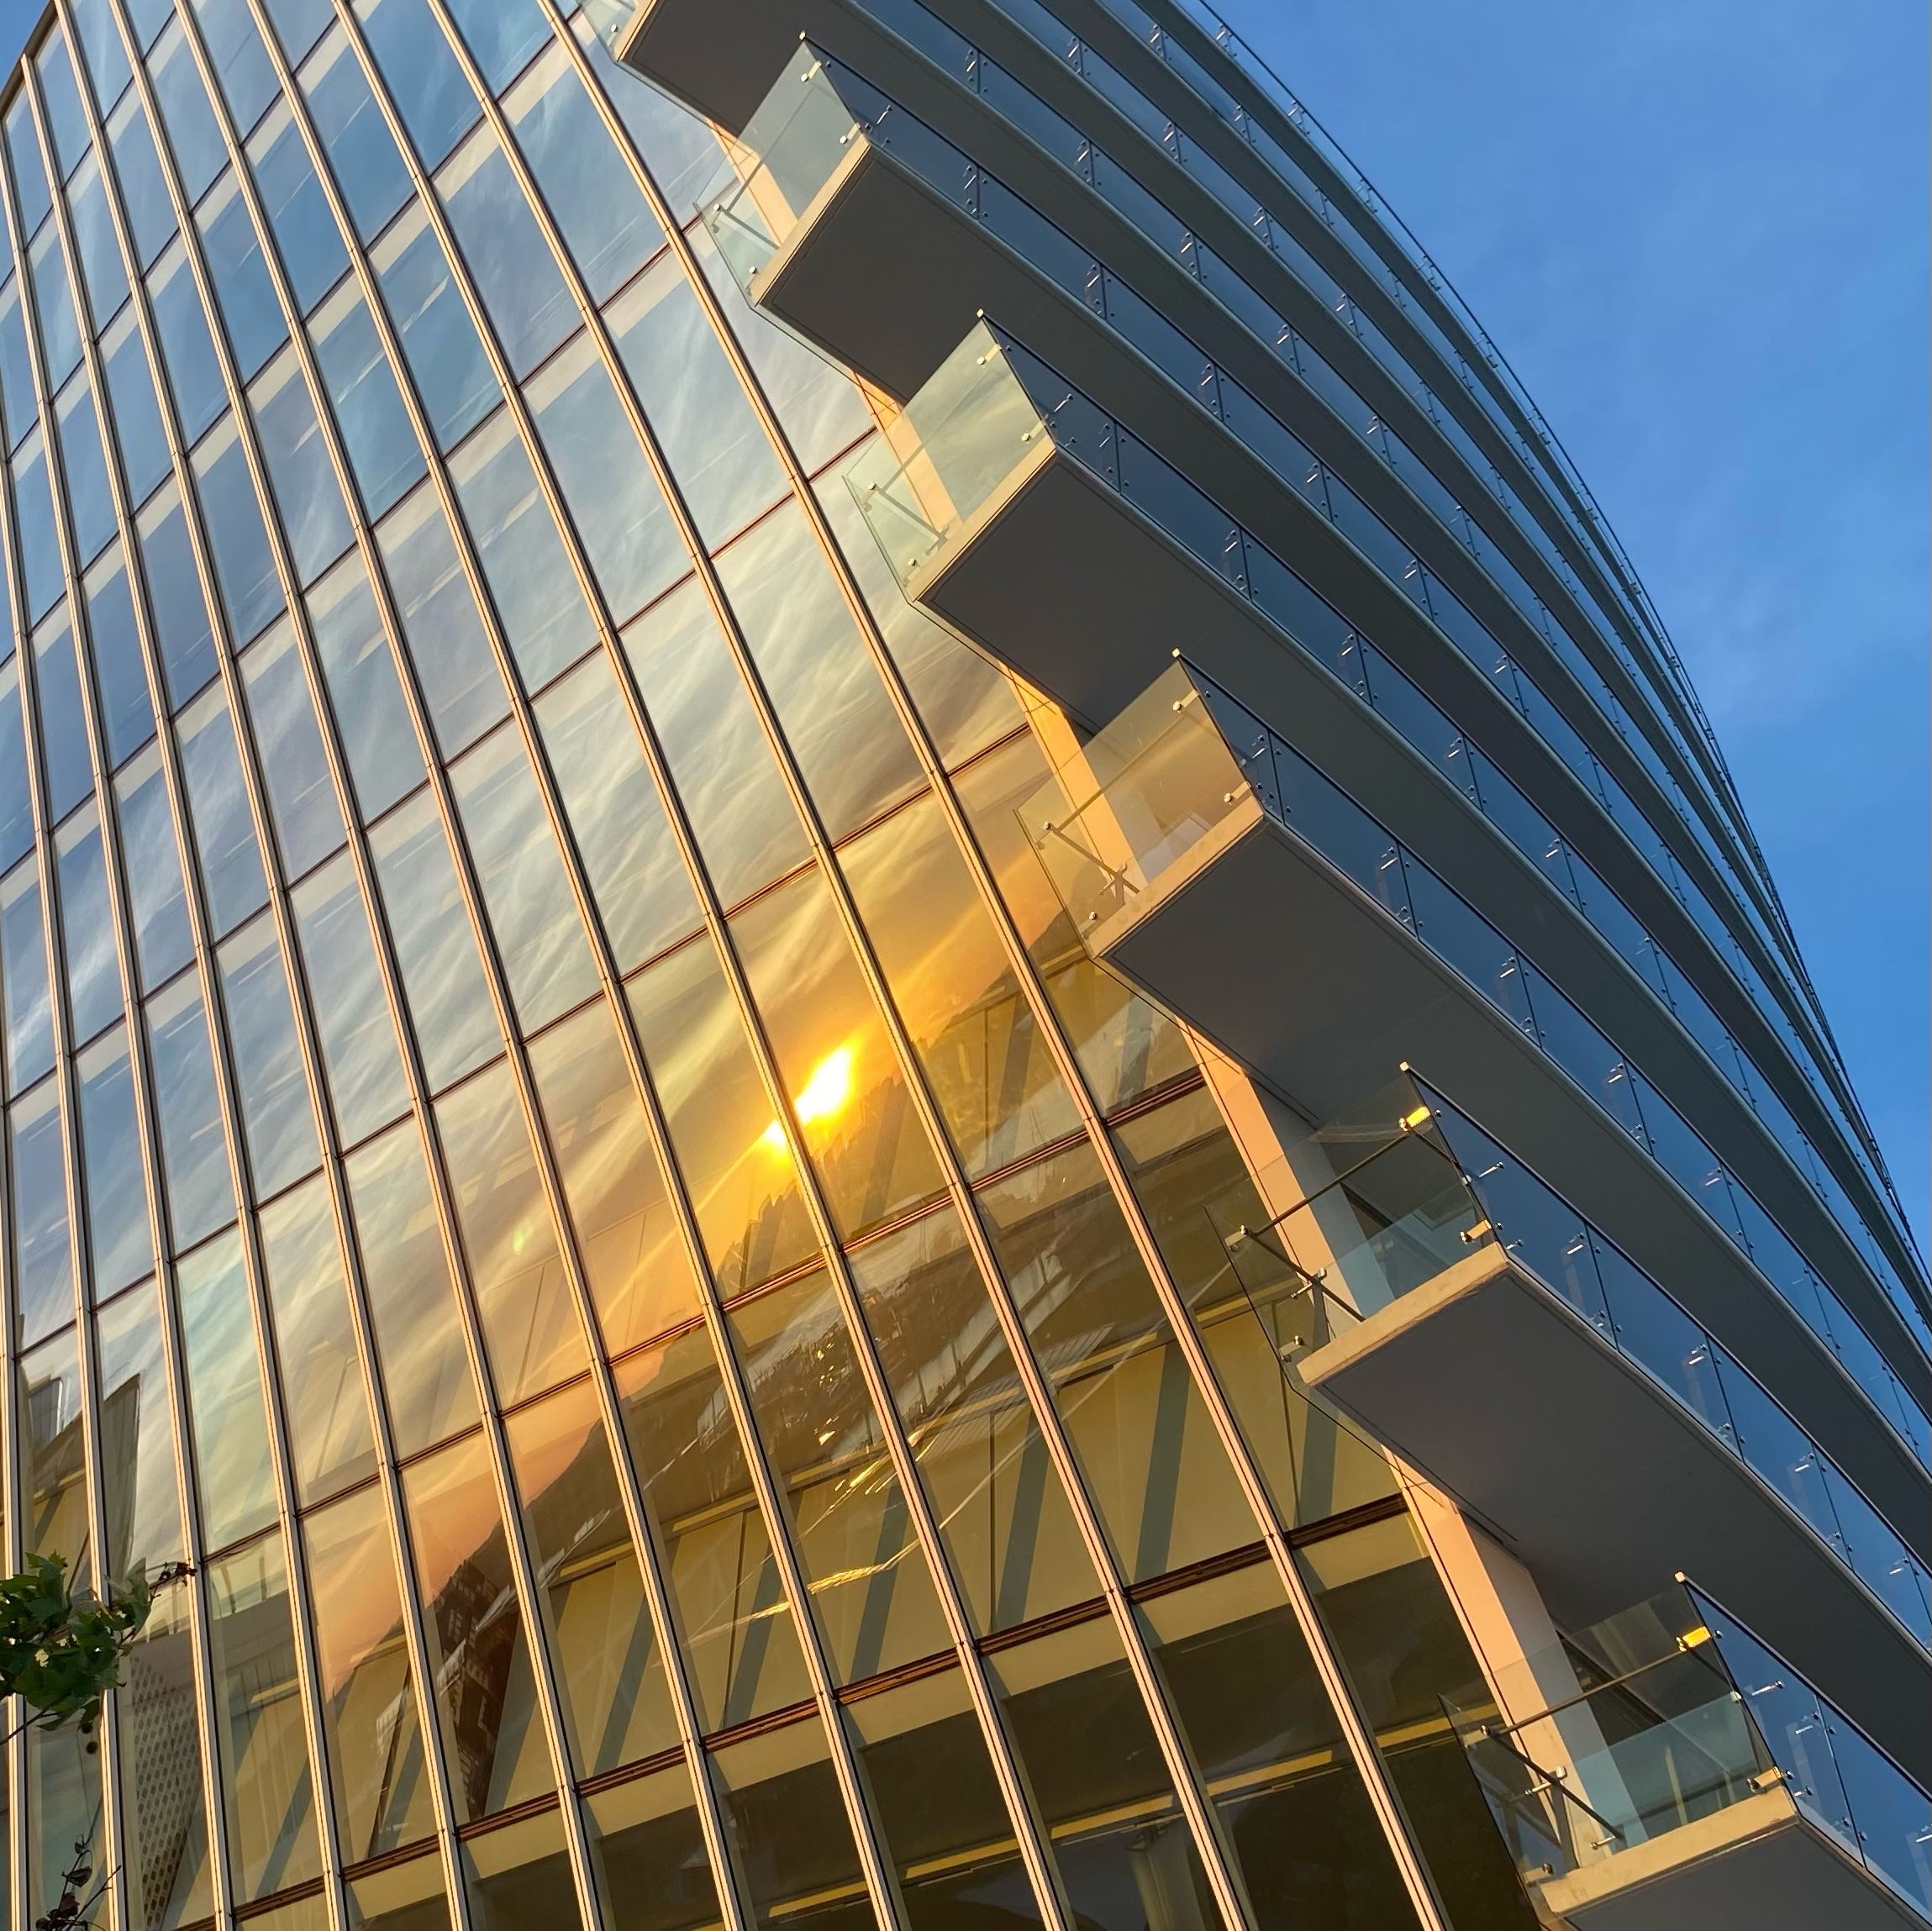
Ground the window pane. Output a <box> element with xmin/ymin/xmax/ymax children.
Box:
<box><xmin>106</xmin><ymin>95</ymin><xmax>176</xmax><ymax>271</ymax></box>
<box><xmin>207</xmin><ymin>1532</ymin><xmax>323</xmax><ymax>1901</ymax></box>
<box><xmin>527</xmin><ymin>334</ymin><xmax>681</xmax><ymax>625</ymax></box>
<box><xmin>113</xmin><ymin>742</ymin><xmax>194</xmax><ymax>986</ymax></box>
<box><xmin>461</xmin><ymin>1810</ymin><xmax>583</xmax><ymax>1931</ymax></box>
<box><xmin>187</xmin><ymin>0</ymin><xmax>278</xmax><ymax>132</ymax></box>
<box><xmin>850</xmin><ymin>1669</ymin><xmax>1046</xmax><ymax>1927</ymax></box>
<box><xmin>709</xmin><ymin>1720</ymin><xmax>867</xmax><ymax>1931</ymax></box>
<box><xmin>447</xmin><ymin>723</ymin><xmax>595</xmax><ymax>1029</ymax></box>
<box><xmin>177</xmin><ymin>1231</ymin><xmax>275</xmax><ymax>1546</ymax></box>
<box><xmin>582</xmin><ymin>1761</ymin><xmax>722</xmax><ymax>1931</ymax></box>
<box><xmin>852</xmin><ymin>1206</ymin><xmax>1098</xmax><ymax>1634</ymax></box>
<box><xmin>368</xmin><ymin>789</ymin><xmax>497</xmax><ymax>1089</ymax></box>
<box><xmin>83</xmin><ymin>549</ymin><xmax>155</xmax><ymax>765</ymax></box>
<box><xmin>191</xmin><ymin>415</ymin><xmax>287</xmax><ymax>645</ymax></box>
<box><xmin>13</xmin><ymin>434</ymin><xmax>65</xmax><ymax>621</ymax></box>
<box><xmin>437</xmin><ymin>124</ymin><xmax>573</xmax><ymax>376</ymax></box>
<box><xmin>55</xmin><ymin>803</ymin><xmax>121</xmax><ymax>1044</ymax></box>
<box><xmin>978</xmin><ymin>1141</ymin><xmax>1255</xmax><ymax>1581</ymax></box>
<box><xmin>247</xmin><ymin>97</ymin><xmax>350</xmax><ymax>314</ymax></box>
<box><xmin>149</xmin><ymin>238</ymin><xmax>227</xmax><ymax>443</ymax></box>
<box><xmin>1140</xmin><ymin>1562</ymin><xmax>1423</xmax><ymax>1929</ymax></box>
<box><xmin>624</xmin><ymin>935</ymin><xmax>814</xmax><ymax>1297</ymax></box>
<box><xmin>261</xmin><ymin>1174</ymin><xmax>375</xmax><ymax>1503</ymax></box>
<box><xmin>78</xmin><ymin>1026</ymin><xmax>155</xmax><ymax>1295</ymax></box>
<box><xmin>291</xmin><ymin>848</ymin><xmax>408</xmax><ymax>1142</ymax></box>
<box><xmin>443</xmin><ymin>0</ymin><xmax>547</xmax><ymax>93</ymax></box>
<box><xmin>19</xmin><ymin>1329</ymin><xmax>87</xmax><ymax>1574</ymax></box>
<box><xmin>715</xmin><ymin>498</ymin><xmax>921</xmax><ymax>839</ymax></box>
<box><xmin>534</xmin><ymin>652</ymin><xmax>697</xmax><ymax>970</ymax></box>
<box><xmin>370</xmin><ymin>198</ymin><xmax>497</xmax><ymax>449</ymax></box>
<box><xmin>608</xmin><ymin>255</ymin><xmax>786</xmax><ymax>548</ymax></box>
<box><xmin>449</xmin><ymin>408</ymin><xmax>595</xmax><ymax>688</ymax></box>
<box><xmin>437</xmin><ymin>1058</ymin><xmax>586</xmax><ymax>1402</ymax></box>
<box><xmin>250</xmin><ymin>345</ymin><xmax>352</xmax><ymax>585</ymax></box>
<box><xmin>503</xmin><ymin>1381</ymin><xmax>679</xmax><ymax>1775</ymax></box>
<box><xmin>612</xmin><ymin>1327</ymin><xmax>814</xmax><ymax>1733</ymax></box>
<box><xmin>136</xmin><ymin>480</ymin><xmax>220</xmax><ymax>705</ymax></box>
<box><xmin>305</xmin><ymin>1485</ymin><xmax>437</xmax><ymax>1860</ymax></box>
<box><xmin>240</xmin><ymin>615</ymin><xmax>346</xmax><ymax>877</ymax></box>
<box><xmin>987</xmin><ymin>1618</ymin><xmax>1220</xmax><ymax>1929</ymax></box>
<box><xmin>95</xmin><ymin>1276</ymin><xmax>182</xmax><ymax>1574</ymax></box>
<box><xmin>725</xmin><ymin>1265</ymin><xmax>950</xmax><ymax>1682</ymax></box>
<box><xmin>528</xmin><ymin>995</ymin><xmax>700</xmax><ymax>1354</ymax></box>
<box><xmin>147</xmin><ymin>976</ymin><xmax>235</xmax><ymax>1247</ymax></box>
<box><xmin>29</xmin><ymin>224</ymin><xmax>83</xmax><ymax>387</ymax></box>
<box><xmin>346</xmin><ymin>1117</ymin><xmax>478</xmax><ymax>1454</ymax></box>
<box><xmin>400</xmin><ymin>1433</ymin><xmax>553</xmax><ymax>1820</ymax></box>
<box><xmin>621</xmin><ymin>576</ymin><xmax>806</xmax><ymax>908</ymax></box>
<box><xmin>177</xmin><ymin>680</ymin><xmax>269</xmax><ymax>933</ymax></box>
<box><xmin>55</xmin><ymin>377</ymin><xmax>117</xmax><ymax>565</ymax></box>
<box><xmin>843</xmin><ymin>794</ymin><xmax>1077</xmax><ymax>1179</ymax></box>
<box><xmin>66</xmin><ymin>153</ymin><xmax>131</xmax><ymax>332</ymax></box>
<box><xmin>33</xmin><ymin>608</ymin><xmax>95</xmax><ymax>818</ymax></box>
<box><xmin>377</xmin><ymin>481</ymin><xmax>504</xmax><ymax>754</ymax></box>
<box><xmin>313</xmin><ymin>281</ymin><xmax>424</xmax><ymax>518</ymax></box>
<box><xmin>218</xmin><ymin>913</ymin><xmax>319</xmax><ymax>1195</ymax></box>
<box><xmin>308</xmin><ymin>550</ymin><xmax>424</xmax><ymax>819</ymax></box>
<box><xmin>504</xmin><ymin>45</ymin><xmax>661</xmax><ymax>301</ymax></box>
<box><xmin>355</xmin><ymin>0</ymin><xmax>479</xmax><ymax>169</ymax></box>
<box><xmin>299</xmin><ymin>23</ymin><xmax>411</xmax><ymax>239</ymax></box>
<box><xmin>0</xmin><ymin>666</ymin><xmax>31</xmax><ymax>869</ymax></box>
<box><xmin>197</xmin><ymin>176</ymin><xmax>287</xmax><ymax>382</ymax></box>
<box><xmin>0</xmin><ymin>279</ymin><xmax>35</xmax><ymax>447</ymax></box>
<box><xmin>2</xmin><ymin>860</ymin><xmax>56</xmax><ymax>1092</ymax></box>
<box><xmin>955</xmin><ymin>735</ymin><xmax>1193</xmax><ymax>1112</ymax></box>
<box><xmin>13</xmin><ymin>1083</ymin><xmax>75</xmax><ymax>1346</ymax></box>
<box><xmin>730</xmin><ymin>862</ymin><xmax>945</xmax><ymax>1239</ymax></box>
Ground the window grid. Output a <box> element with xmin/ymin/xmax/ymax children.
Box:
<box><xmin>0</xmin><ymin>1</ymin><xmax>1909</xmax><ymax>1928</ymax></box>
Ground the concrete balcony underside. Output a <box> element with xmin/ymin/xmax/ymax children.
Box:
<box><xmin>737</xmin><ymin>133</ymin><xmax>1085</xmax><ymax>403</ymax></box>
<box><xmin>612</xmin><ymin>0</ymin><xmax>819</xmax><ymax>131</ymax></box>
<box><xmin>1532</xmin><ymin>1786</ymin><xmax>1924</xmax><ymax>1931</ymax></box>
<box><xmin>1085</xmin><ymin>802</ymin><xmax>1932</xmax><ymax>1783</ymax></box>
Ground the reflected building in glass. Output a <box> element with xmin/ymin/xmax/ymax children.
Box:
<box><xmin>0</xmin><ymin>0</ymin><xmax>1919</xmax><ymax>1924</ymax></box>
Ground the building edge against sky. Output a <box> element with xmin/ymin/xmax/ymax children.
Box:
<box><xmin>0</xmin><ymin>0</ymin><xmax>1913</xmax><ymax>1925</ymax></box>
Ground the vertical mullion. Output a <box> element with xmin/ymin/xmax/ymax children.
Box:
<box><xmin>299</xmin><ymin>7</ymin><xmax>919</xmax><ymax>1924</ymax></box>
<box><xmin>0</xmin><ymin>52</ymin><xmax>240</xmax><ymax>1931</ymax></box>
<box><xmin>55</xmin><ymin>8</ymin><xmax>485</xmax><ymax>1927</ymax></box>
<box><xmin>550</xmin><ymin>19</ymin><xmax>1453</xmax><ymax>1928</ymax></box>
<box><xmin>92</xmin><ymin>2</ymin><xmax>574</xmax><ymax>1927</ymax></box>
<box><xmin>402</xmin><ymin>9</ymin><xmax>1102</xmax><ymax>1928</ymax></box>
<box><xmin>68</xmin><ymin>2</ymin><xmax>347</xmax><ymax>1924</ymax></box>
<box><xmin>0</xmin><ymin>87</ymin><xmax>130</xmax><ymax>1931</ymax></box>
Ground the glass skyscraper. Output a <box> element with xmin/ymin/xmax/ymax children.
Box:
<box><xmin>0</xmin><ymin>0</ymin><xmax>1919</xmax><ymax>1923</ymax></box>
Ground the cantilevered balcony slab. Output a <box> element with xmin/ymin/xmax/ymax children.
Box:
<box><xmin>850</xmin><ymin>324</ymin><xmax>1274</xmax><ymax>726</ymax></box>
<box><xmin>1293</xmin><ymin>1240</ymin><xmax>1930</xmax><ymax>1780</ymax></box>
<box><xmin>605</xmin><ymin>0</ymin><xmax>805</xmax><ymax>132</ymax></box>
<box><xmin>704</xmin><ymin>53</ymin><xmax>1076</xmax><ymax>402</ymax></box>
<box><xmin>1532</xmin><ymin>1785</ymin><xmax>1924</xmax><ymax>1931</ymax></box>
<box><xmin>1023</xmin><ymin>666</ymin><xmax>1930</xmax><ymax>1778</ymax></box>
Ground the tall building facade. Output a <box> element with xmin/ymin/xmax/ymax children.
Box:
<box><xmin>0</xmin><ymin>0</ymin><xmax>1916</xmax><ymax>1923</ymax></box>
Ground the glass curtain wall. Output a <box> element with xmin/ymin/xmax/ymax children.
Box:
<box><xmin>0</xmin><ymin>2</ymin><xmax>1533</xmax><ymax>1929</ymax></box>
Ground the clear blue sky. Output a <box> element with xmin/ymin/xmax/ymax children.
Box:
<box><xmin>1231</xmin><ymin>0</ymin><xmax>1929</xmax><ymax>1251</ymax></box>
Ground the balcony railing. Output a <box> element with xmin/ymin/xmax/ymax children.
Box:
<box><xmin>1201</xmin><ymin>1070</ymin><xmax>1929</xmax><ymax>1654</ymax></box>
<box><xmin>1460</xmin><ymin>1579</ymin><xmax>1930</xmax><ymax>1922</ymax></box>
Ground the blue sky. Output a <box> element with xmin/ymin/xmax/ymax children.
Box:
<box><xmin>1233</xmin><ymin>0</ymin><xmax>1929</xmax><ymax>1250</ymax></box>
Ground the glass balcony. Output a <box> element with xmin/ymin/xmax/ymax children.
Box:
<box><xmin>701</xmin><ymin>55</ymin><xmax>1037</xmax><ymax>399</ymax></box>
<box><xmin>849</xmin><ymin>323</ymin><xmax>1276</xmax><ymax>723</ymax></box>
<box><xmin>1185</xmin><ymin>1070</ymin><xmax>1932</xmax><ymax>1781</ymax></box>
<box><xmin>586</xmin><ymin>0</ymin><xmax>797</xmax><ymax>134</ymax></box>
<box><xmin>1460</xmin><ymin>1580</ymin><xmax>1929</xmax><ymax>1928</ymax></box>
